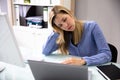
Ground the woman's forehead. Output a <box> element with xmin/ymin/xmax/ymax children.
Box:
<box><xmin>54</xmin><ymin>14</ymin><xmax>66</xmax><ymax>24</ymax></box>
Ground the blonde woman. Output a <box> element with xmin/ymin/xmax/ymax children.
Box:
<box><xmin>42</xmin><ymin>5</ymin><xmax>111</xmax><ymax>66</ymax></box>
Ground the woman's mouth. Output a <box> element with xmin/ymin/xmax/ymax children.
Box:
<box><xmin>68</xmin><ymin>26</ymin><xmax>72</xmax><ymax>30</ymax></box>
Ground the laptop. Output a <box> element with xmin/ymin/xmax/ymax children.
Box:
<box><xmin>97</xmin><ymin>63</ymin><xmax>120</xmax><ymax>80</ymax></box>
<box><xmin>28</xmin><ymin>60</ymin><xmax>88</xmax><ymax>80</ymax></box>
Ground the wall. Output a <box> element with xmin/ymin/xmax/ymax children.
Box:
<box><xmin>0</xmin><ymin>0</ymin><xmax>7</xmax><ymax>13</ymax></box>
<box><xmin>0</xmin><ymin>0</ymin><xmax>13</xmax><ymax>26</ymax></box>
<box><xmin>75</xmin><ymin>0</ymin><xmax>120</xmax><ymax>63</ymax></box>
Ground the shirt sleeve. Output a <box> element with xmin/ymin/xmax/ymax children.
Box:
<box><xmin>42</xmin><ymin>32</ymin><xmax>59</xmax><ymax>55</ymax></box>
<box><xmin>83</xmin><ymin>21</ymin><xmax>112</xmax><ymax>66</ymax></box>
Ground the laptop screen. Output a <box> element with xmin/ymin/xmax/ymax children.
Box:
<box><xmin>28</xmin><ymin>60</ymin><xmax>88</xmax><ymax>80</ymax></box>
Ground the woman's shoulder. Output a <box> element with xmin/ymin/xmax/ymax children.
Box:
<box><xmin>82</xmin><ymin>20</ymin><xmax>100</xmax><ymax>31</ymax></box>
<box><xmin>83</xmin><ymin>20</ymin><xmax>97</xmax><ymax>25</ymax></box>
<box><xmin>83</xmin><ymin>20</ymin><xmax>99</xmax><ymax>28</ymax></box>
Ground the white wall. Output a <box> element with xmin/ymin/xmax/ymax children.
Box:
<box><xmin>75</xmin><ymin>0</ymin><xmax>120</xmax><ymax>63</ymax></box>
<box><xmin>0</xmin><ymin>0</ymin><xmax>13</xmax><ymax>26</ymax></box>
<box><xmin>0</xmin><ymin>0</ymin><xmax>7</xmax><ymax>13</ymax></box>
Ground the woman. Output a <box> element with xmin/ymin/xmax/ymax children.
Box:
<box><xmin>42</xmin><ymin>5</ymin><xmax>111</xmax><ymax>66</ymax></box>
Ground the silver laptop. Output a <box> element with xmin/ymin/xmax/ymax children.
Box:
<box><xmin>28</xmin><ymin>60</ymin><xmax>88</xmax><ymax>80</ymax></box>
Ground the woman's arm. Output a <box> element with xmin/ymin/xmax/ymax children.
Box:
<box><xmin>83</xmin><ymin>22</ymin><xmax>112</xmax><ymax>66</ymax></box>
<box><xmin>42</xmin><ymin>32</ymin><xmax>59</xmax><ymax>55</ymax></box>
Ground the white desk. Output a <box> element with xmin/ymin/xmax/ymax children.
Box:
<box><xmin>0</xmin><ymin>62</ymin><xmax>34</xmax><ymax>80</ymax></box>
<box><xmin>0</xmin><ymin>54</ymin><xmax>120</xmax><ymax>80</ymax></box>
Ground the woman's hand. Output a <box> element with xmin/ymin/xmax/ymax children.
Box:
<box><xmin>61</xmin><ymin>57</ymin><xmax>86</xmax><ymax>66</ymax></box>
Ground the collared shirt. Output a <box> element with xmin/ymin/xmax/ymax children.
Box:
<box><xmin>42</xmin><ymin>21</ymin><xmax>112</xmax><ymax>66</ymax></box>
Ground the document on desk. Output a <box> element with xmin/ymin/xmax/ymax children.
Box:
<box><xmin>97</xmin><ymin>63</ymin><xmax>120</xmax><ymax>80</ymax></box>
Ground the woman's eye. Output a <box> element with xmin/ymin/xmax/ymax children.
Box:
<box><xmin>63</xmin><ymin>18</ymin><xmax>67</xmax><ymax>22</ymax></box>
<box><xmin>59</xmin><ymin>24</ymin><xmax>62</xmax><ymax>27</ymax></box>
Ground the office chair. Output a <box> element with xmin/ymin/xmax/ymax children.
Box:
<box><xmin>108</xmin><ymin>43</ymin><xmax>118</xmax><ymax>63</ymax></box>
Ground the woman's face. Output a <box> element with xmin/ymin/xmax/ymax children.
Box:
<box><xmin>54</xmin><ymin>13</ymin><xmax>75</xmax><ymax>31</ymax></box>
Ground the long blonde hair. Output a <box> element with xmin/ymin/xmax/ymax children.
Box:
<box><xmin>49</xmin><ymin>5</ymin><xmax>83</xmax><ymax>54</ymax></box>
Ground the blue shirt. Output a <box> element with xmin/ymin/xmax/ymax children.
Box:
<box><xmin>42</xmin><ymin>21</ymin><xmax>112</xmax><ymax>66</ymax></box>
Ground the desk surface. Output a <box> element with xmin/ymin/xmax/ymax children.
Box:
<box><xmin>0</xmin><ymin>54</ymin><xmax>120</xmax><ymax>80</ymax></box>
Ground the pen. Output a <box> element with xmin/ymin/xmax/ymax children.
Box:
<box><xmin>97</xmin><ymin>70</ymin><xmax>108</xmax><ymax>80</ymax></box>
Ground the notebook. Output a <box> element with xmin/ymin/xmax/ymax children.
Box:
<box><xmin>97</xmin><ymin>63</ymin><xmax>120</xmax><ymax>80</ymax></box>
<box><xmin>28</xmin><ymin>60</ymin><xmax>89</xmax><ymax>80</ymax></box>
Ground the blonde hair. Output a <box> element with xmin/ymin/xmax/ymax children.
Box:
<box><xmin>49</xmin><ymin>5</ymin><xmax>83</xmax><ymax>54</ymax></box>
